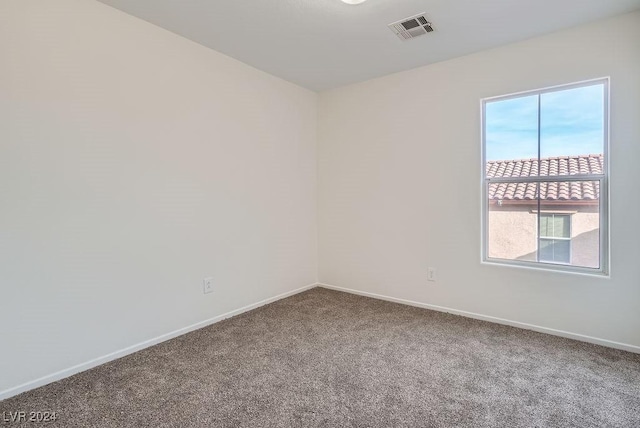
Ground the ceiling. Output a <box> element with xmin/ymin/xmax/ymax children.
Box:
<box><xmin>97</xmin><ymin>0</ymin><xmax>640</xmax><ymax>91</ymax></box>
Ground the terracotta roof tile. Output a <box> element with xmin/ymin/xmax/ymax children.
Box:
<box><xmin>487</xmin><ymin>154</ymin><xmax>603</xmax><ymax>201</ymax></box>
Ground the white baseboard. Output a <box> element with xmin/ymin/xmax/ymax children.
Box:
<box><xmin>0</xmin><ymin>282</ymin><xmax>318</xmax><ymax>402</ymax></box>
<box><xmin>4</xmin><ymin>281</ymin><xmax>636</xmax><ymax>401</ymax></box>
<box><xmin>319</xmin><ymin>283</ymin><xmax>640</xmax><ymax>354</ymax></box>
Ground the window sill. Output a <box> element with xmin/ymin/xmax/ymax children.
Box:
<box><xmin>481</xmin><ymin>258</ymin><xmax>610</xmax><ymax>279</ymax></box>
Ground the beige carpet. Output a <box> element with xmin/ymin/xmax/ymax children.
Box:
<box><xmin>1</xmin><ymin>287</ymin><xmax>639</xmax><ymax>427</ymax></box>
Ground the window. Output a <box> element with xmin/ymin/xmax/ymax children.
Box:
<box><xmin>482</xmin><ymin>79</ymin><xmax>608</xmax><ymax>274</ymax></box>
<box><xmin>539</xmin><ymin>214</ymin><xmax>571</xmax><ymax>264</ymax></box>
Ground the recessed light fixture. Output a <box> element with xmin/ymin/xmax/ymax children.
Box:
<box><xmin>341</xmin><ymin>0</ymin><xmax>367</xmax><ymax>4</ymax></box>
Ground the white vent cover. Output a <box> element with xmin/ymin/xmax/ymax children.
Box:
<box><xmin>388</xmin><ymin>13</ymin><xmax>434</xmax><ymax>40</ymax></box>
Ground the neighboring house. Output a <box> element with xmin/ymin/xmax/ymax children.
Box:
<box><xmin>487</xmin><ymin>154</ymin><xmax>602</xmax><ymax>268</ymax></box>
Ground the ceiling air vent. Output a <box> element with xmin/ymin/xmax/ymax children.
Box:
<box><xmin>388</xmin><ymin>13</ymin><xmax>434</xmax><ymax>40</ymax></box>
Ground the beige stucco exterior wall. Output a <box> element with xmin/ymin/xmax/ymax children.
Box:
<box><xmin>488</xmin><ymin>204</ymin><xmax>599</xmax><ymax>268</ymax></box>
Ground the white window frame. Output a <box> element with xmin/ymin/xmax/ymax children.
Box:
<box><xmin>481</xmin><ymin>78</ymin><xmax>610</xmax><ymax>276</ymax></box>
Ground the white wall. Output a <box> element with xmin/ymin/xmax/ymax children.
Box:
<box><xmin>318</xmin><ymin>12</ymin><xmax>640</xmax><ymax>349</ymax></box>
<box><xmin>2</xmin><ymin>0</ymin><xmax>638</xmax><ymax>401</ymax></box>
<box><xmin>0</xmin><ymin>0</ymin><xmax>317</xmax><ymax>394</ymax></box>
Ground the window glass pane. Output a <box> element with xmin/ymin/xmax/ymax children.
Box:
<box><xmin>485</xmin><ymin>95</ymin><xmax>539</xmax><ymax>163</ymax></box>
<box><xmin>540</xmin><ymin>215</ymin><xmax>550</xmax><ymax>237</ymax></box>
<box><xmin>540</xmin><ymin>84</ymin><xmax>604</xmax><ymax>160</ymax></box>
<box><xmin>555</xmin><ymin>215</ymin><xmax>570</xmax><ymax>238</ymax></box>
<box><xmin>540</xmin><ymin>214</ymin><xmax>570</xmax><ymax>238</ymax></box>
<box><xmin>539</xmin><ymin>239</ymin><xmax>570</xmax><ymax>263</ymax></box>
<box><xmin>539</xmin><ymin>180</ymin><xmax>601</xmax><ymax>269</ymax></box>
<box><xmin>488</xmin><ymin>179</ymin><xmax>601</xmax><ymax>269</ymax></box>
<box><xmin>487</xmin><ymin>182</ymin><xmax>539</xmax><ymax>262</ymax></box>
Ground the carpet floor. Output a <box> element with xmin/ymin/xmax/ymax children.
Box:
<box><xmin>1</xmin><ymin>287</ymin><xmax>639</xmax><ymax>427</ymax></box>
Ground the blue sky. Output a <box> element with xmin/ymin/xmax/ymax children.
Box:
<box><xmin>485</xmin><ymin>84</ymin><xmax>604</xmax><ymax>161</ymax></box>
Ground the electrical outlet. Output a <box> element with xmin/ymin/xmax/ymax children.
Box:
<box><xmin>427</xmin><ymin>267</ymin><xmax>436</xmax><ymax>282</ymax></box>
<box><xmin>203</xmin><ymin>277</ymin><xmax>214</xmax><ymax>294</ymax></box>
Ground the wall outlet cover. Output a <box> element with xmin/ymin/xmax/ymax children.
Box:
<box><xmin>203</xmin><ymin>277</ymin><xmax>214</xmax><ymax>294</ymax></box>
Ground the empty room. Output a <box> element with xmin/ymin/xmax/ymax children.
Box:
<box><xmin>1</xmin><ymin>0</ymin><xmax>639</xmax><ymax>426</ymax></box>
